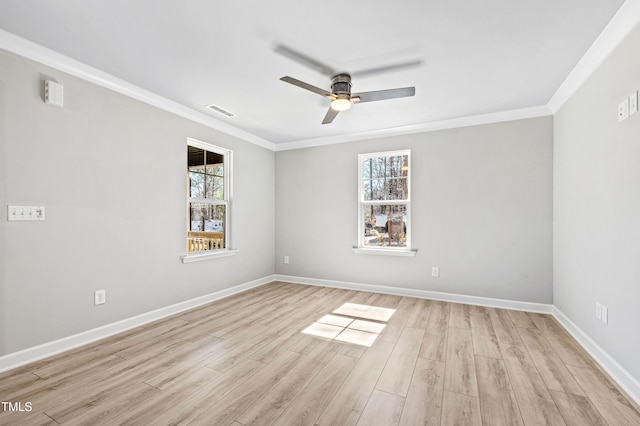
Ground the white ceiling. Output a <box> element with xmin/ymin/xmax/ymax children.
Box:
<box><xmin>0</xmin><ymin>0</ymin><xmax>628</xmax><ymax>146</ymax></box>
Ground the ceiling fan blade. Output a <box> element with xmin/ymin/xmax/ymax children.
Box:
<box><xmin>352</xmin><ymin>87</ymin><xmax>416</xmax><ymax>103</ymax></box>
<box><xmin>280</xmin><ymin>76</ymin><xmax>333</xmax><ymax>98</ymax></box>
<box><xmin>275</xmin><ymin>45</ymin><xmax>337</xmax><ymax>77</ymax></box>
<box><xmin>322</xmin><ymin>107</ymin><xmax>339</xmax><ymax>124</ymax></box>
<box><xmin>353</xmin><ymin>60</ymin><xmax>422</xmax><ymax>78</ymax></box>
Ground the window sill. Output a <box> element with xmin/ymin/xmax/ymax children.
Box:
<box><xmin>181</xmin><ymin>249</ymin><xmax>239</xmax><ymax>264</ymax></box>
<box><xmin>353</xmin><ymin>247</ymin><xmax>417</xmax><ymax>257</ymax></box>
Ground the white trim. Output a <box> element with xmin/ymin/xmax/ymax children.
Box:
<box><xmin>552</xmin><ymin>306</ymin><xmax>640</xmax><ymax>406</ymax></box>
<box><xmin>547</xmin><ymin>0</ymin><xmax>640</xmax><ymax>113</ymax></box>
<box><xmin>273</xmin><ymin>274</ymin><xmax>552</xmax><ymax>313</ymax></box>
<box><xmin>0</xmin><ymin>29</ymin><xmax>276</xmax><ymax>151</ymax></box>
<box><xmin>180</xmin><ymin>248</ymin><xmax>239</xmax><ymax>263</ymax></box>
<box><xmin>275</xmin><ymin>106</ymin><xmax>552</xmax><ymax>151</ymax></box>
<box><xmin>353</xmin><ymin>248</ymin><xmax>417</xmax><ymax>257</ymax></box>
<box><xmin>0</xmin><ymin>274</ymin><xmax>275</xmax><ymax>373</ymax></box>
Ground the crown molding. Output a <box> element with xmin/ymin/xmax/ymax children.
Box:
<box><xmin>0</xmin><ymin>29</ymin><xmax>276</xmax><ymax>151</ymax></box>
<box><xmin>2</xmin><ymin>0</ymin><xmax>636</xmax><ymax>154</ymax></box>
<box><xmin>275</xmin><ymin>105</ymin><xmax>552</xmax><ymax>151</ymax></box>
<box><xmin>547</xmin><ymin>0</ymin><xmax>640</xmax><ymax>113</ymax></box>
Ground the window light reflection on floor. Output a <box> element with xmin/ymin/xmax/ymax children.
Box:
<box><xmin>301</xmin><ymin>303</ymin><xmax>395</xmax><ymax>347</ymax></box>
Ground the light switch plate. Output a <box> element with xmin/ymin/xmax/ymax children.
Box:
<box><xmin>45</xmin><ymin>80</ymin><xmax>64</xmax><ymax>107</ymax></box>
<box><xmin>7</xmin><ymin>205</ymin><xmax>45</xmax><ymax>221</ymax></box>
<box><xmin>619</xmin><ymin>99</ymin><xmax>629</xmax><ymax>122</ymax></box>
<box><xmin>630</xmin><ymin>91</ymin><xmax>638</xmax><ymax>115</ymax></box>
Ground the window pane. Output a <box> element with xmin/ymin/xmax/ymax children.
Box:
<box><xmin>363</xmin><ymin>178</ymin><xmax>385</xmax><ymax>201</ymax></box>
<box><xmin>363</xmin><ymin>204</ymin><xmax>407</xmax><ymax>248</ymax></box>
<box><xmin>188</xmin><ymin>203</ymin><xmax>225</xmax><ymax>251</ymax></box>
<box><xmin>362</xmin><ymin>154</ymin><xmax>409</xmax><ymax>201</ymax></box>
<box><xmin>386</xmin><ymin>155</ymin><xmax>409</xmax><ymax>178</ymax></box>
<box><xmin>189</xmin><ymin>172</ymin><xmax>205</xmax><ymax>198</ymax></box>
<box><xmin>205</xmin><ymin>174</ymin><xmax>224</xmax><ymax>200</ymax></box>
<box><xmin>387</xmin><ymin>177</ymin><xmax>408</xmax><ymax>200</ymax></box>
<box><xmin>188</xmin><ymin>146</ymin><xmax>205</xmax><ymax>169</ymax></box>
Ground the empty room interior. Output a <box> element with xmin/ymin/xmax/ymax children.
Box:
<box><xmin>1</xmin><ymin>1</ymin><xmax>640</xmax><ymax>425</ymax></box>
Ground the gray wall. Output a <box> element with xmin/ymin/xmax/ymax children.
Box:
<box><xmin>554</xmin><ymin>24</ymin><xmax>640</xmax><ymax>381</ymax></box>
<box><xmin>0</xmin><ymin>51</ymin><xmax>275</xmax><ymax>355</ymax></box>
<box><xmin>275</xmin><ymin>117</ymin><xmax>553</xmax><ymax>303</ymax></box>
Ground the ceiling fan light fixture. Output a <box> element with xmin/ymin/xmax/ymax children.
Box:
<box><xmin>331</xmin><ymin>97</ymin><xmax>351</xmax><ymax>111</ymax></box>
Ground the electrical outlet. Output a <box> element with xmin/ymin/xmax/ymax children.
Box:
<box><xmin>630</xmin><ymin>91</ymin><xmax>638</xmax><ymax>115</ymax></box>
<box><xmin>94</xmin><ymin>289</ymin><xmax>106</xmax><ymax>305</ymax></box>
<box><xmin>595</xmin><ymin>302</ymin><xmax>602</xmax><ymax>320</ymax></box>
<box><xmin>283</xmin><ymin>255</ymin><xmax>289</xmax><ymax>264</ymax></box>
<box><xmin>431</xmin><ymin>267</ymin><xmax>439</xmax><ymax>277</ymax></box>
<box><xmin>601</xmin><ymin>305</ymin><xmax>608</xmax><ymax>324</ymax></box>
<box><xmin>619</xmin><ymin>99</ymin><xmax>629</xmax><ymax>122</ymax></box>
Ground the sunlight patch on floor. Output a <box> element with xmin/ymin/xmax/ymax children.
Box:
<box><xmin>301</xmin><ymin>303</ymin><xmax>395</xmax><ymax>347</ymax></box>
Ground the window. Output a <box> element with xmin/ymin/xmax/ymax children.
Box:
<box><xmin>358</xmin><ymin>150</ymin><xmax>412</xmax><ymax>253</ymax></box>
<box><xmin>186</xmin><ymin>138</ymin><xmax>232</xmax><ymax>255</ymax></box>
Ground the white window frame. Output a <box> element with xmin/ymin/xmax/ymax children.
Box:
<box><xmin>181</xmin><ymin>138</ymin><xmax>237</xmax><ymax>263</ymax></box>
<box><xmin>355</xmin><ymin>149</ymin><xmax>416</xmax><ymax>256</ymax></box>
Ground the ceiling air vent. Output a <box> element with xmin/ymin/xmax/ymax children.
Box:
<box><xmin>206</xmin><ymin>103</ymin><xmax>235</xmax><ymax>117</ymax></box>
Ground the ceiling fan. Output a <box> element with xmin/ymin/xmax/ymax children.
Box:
<box><xmin>276</xmin><ymin>45</ymin><xmax>419</xmax><ymax>124</ymax></box>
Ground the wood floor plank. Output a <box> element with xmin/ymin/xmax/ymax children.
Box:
<box><xmin>316</xmin><ymin>340</ymin><xmax>395</xmax><ymax>426</ymax></box>
<box><xmin>469</xmin><ymin>306</ymin><xmax>502</xmax><ymax>359</ymax></box>
<box><xmin>405</xmin><ymin>298</ymin><xmax>431</xmax><ymax>329</ymax></box>
<box><xmin>376</xmin><ymin>327</ymin><xmax>424</xmax><ymax>397</ymax></box>
<box><xmin>398</xmin><ymin>357</ymin><xmax>445</xmax><ymax>426</ymax></box>
<box><xmin>418</xmin><ymin>325</ymin><xmax>448</xmax><ymax>362</ymax></box>
<box><xmin>444</xmin><ymin>327</ymin><xmax>479</xmax><ymax>397</ymax></box>
<box><xmin>501</xmin><ymin>345</ymin><xmax>566</xmax><ymax>425</ymax></box>
<box><xmin>567</xmin><ymin>365</ymin><xmax>640</xmax><ymax>425</ymax></box>
<box><xmin>356</xmin><ymin>389</ymin><xmax>405</xmax><ymax>426</ymax></box>
<box><xmin>450</xmin><ymin>303</ymin><xmax>471</xmax><ymax>330</ymax></box>
<box><xmin>517</xmin><ymin>327</ymin><xmax>585</xmax><ymax>396</ymax></box>
<box><xmin>270</xmin><ymin>353</ymin><xmax>357</xmax><ymax>426</ymax></box>
<box><xmin>528</xmin><ymin>314</ymin><xmax>594</xmax><ymax>369</ymax></box>
<box><xmin>145</xmin><ymin>358</ymin><xmax>265</xmax><ymax>426</ymax></box>
<box><xmin>507</xmin><ymin>309</ymin><xmax>536</xmax><ymax>328</ymax></box>
<box><xmin>549</xmin><ymin>390</ymin><xmax>607</xmax><ymax>426</ymax></box>
<box><xmin>475</xmin><ymin>355</ymin><xmax>523</xmax><ymax>426</ymax></box>
<box><xmin>441</xmin><ymin>390</ymin><xmax>482</xmax><ymax>426</ymax></box>
<box><xmin>488</xmin><ymin>308</ymin><xmax>527</xmax><ymax>351</ymax></box>
<box><xmin>236</xmin><ymin>341</ymin><xmax>337</xmax><ymax>426</ymax></box>
<box><xmin>427</xmin><ymin>300</ymin><xmax>450</xmax><ymax>330</ymax></box>
<box><xmin>47</xmin><ymin>381</ymin><xmax>160</xmax><ymax>424</ymax></box>
<box><xmin>112</xmin><ymin>366</ymin><xmax>222</xmax><ymax>425</ymax></box>
<box><xmin>0</xmin><ymin>411</ymin><xmax>58</xmax><ymax>426</ymax></box>
<box><xmin>187</xmin><ymin>350</ymin><xmax>303</xmax><ymax>426</ymax></box>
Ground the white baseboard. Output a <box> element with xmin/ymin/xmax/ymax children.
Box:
<box><xmin>552</xmin><ymin>306</ymin><xmax>640</xmax><ymax>406</ymax></box>
<box><xmin>274</xmin><ymin>274</ymin><xmax>553</xmax><ymax>313</ymax></box>
<box><xmin>0</xmin><ymin>275</ymin><xmax>275</xmax><ymax>373</ymax></box>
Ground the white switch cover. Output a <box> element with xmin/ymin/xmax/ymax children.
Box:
<box><xmin>431</xmin><ymin>267</ymin><xmax>439</xmax><ymax>277</ymax></box>
<box><xmin>601</xmin><ymin>305</ymin><xmax>608</xmax><ymax>324</ymax></box>
<box><xmin>630</xmin><ymin>91</ymin><xmax>638</xmax><ymax>115</ymax></box>
<box><xmin>595</xmin><ymin>302</ymin><xmax>602</xmax><ymax>320</ymax></box>
<box><xmin>7</xmin><ymin>206</ymin><xmax>45</xmax><ymax>221</ymax></box>
<box><xmin>45</xmin><ymin>80</ymin><xmax>64</xmax><ymax>107</ymax></box>
<box><xmin>619</xmin><ymin>99</ymin><xmax>629</xmax><ymax>122</ymax></box>
<box><xmin>94</xmin><ymin>289</ymin><xmax>106</xmax><ymax>305</ymax></box>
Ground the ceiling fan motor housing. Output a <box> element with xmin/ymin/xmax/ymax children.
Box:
<box><xmin>331</xmin><ymin>74</ymin><xmax>352</xmax><ymax>97</ymax></box>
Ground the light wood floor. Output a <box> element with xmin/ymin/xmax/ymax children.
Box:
<box><xmin>1</xmin><ymin>281</ymin><xmax>639</xmax><ymax>425</ymax></box>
